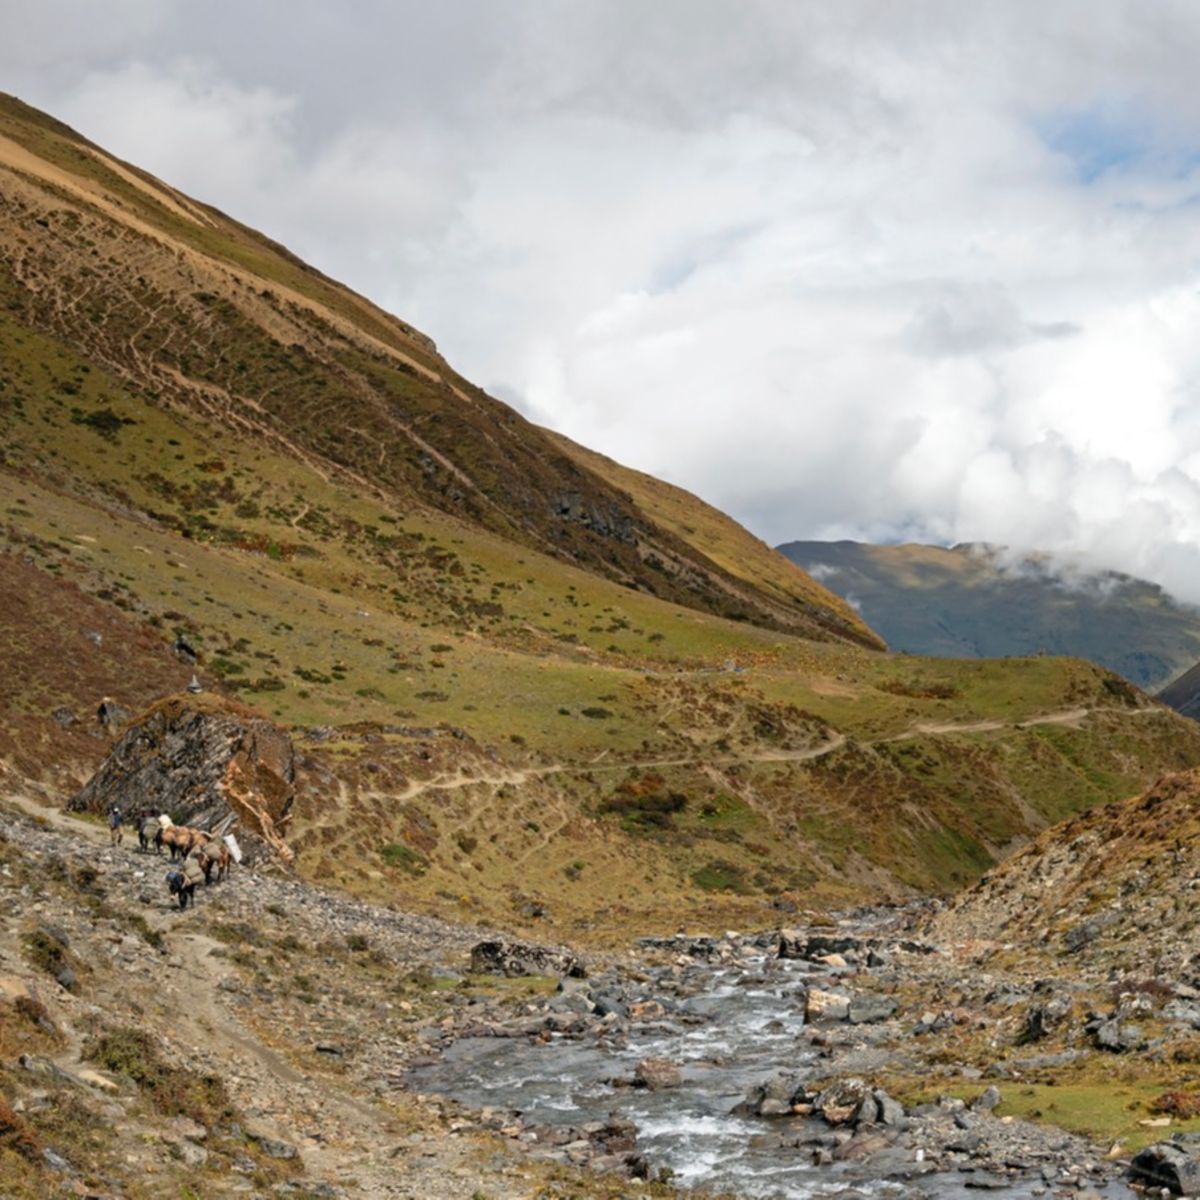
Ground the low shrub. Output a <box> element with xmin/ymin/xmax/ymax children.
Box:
<box><xmin>380</xmin><ymin>844</ymin><xmax>428</xmax><ymax>875</ymax></box>
<box><xmin>21</xmin><ymin>929</ymin><xmax>78</xmax><ymax>992</ymax></box>
<box><xmin>84</xmin><ymin>1027</ymin><xmax>230</xmax><ymax>1124</ymax></box>
<box><xmin>692</xmin><ymin>860</ymin><xmax>753</xmax><ymax>893</ymax></box>
<box><xmin>1150</xmin><ymin>1090</ymin><xmax>1200</xmax><ymax>1118</ymax></box>
<box><xmin>0</xmin><ymin>1098</ymin><xmax>42</xmax><ymax>1160</ymax></box>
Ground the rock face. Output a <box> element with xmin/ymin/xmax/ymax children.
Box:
<box><xmin>68</xmin><ymin>694</ymin><xmax>295</xmax><ymax>864</ymax></box>
<box><xmin>469</xmin><ymin>938</ymin><xmax>584</xmax><ymax>979</ymax></box>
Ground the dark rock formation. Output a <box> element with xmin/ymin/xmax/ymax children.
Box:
<box><xmin>1130</xmin><ymin>1140</ymin><xmax>1200</xmax><ymax>1194</ymax></box>
<box><xmin>469</xmin><ymin>938</ymin><xmax>584</xmax><ymax>979</ymax></box>
<box><xmin>68</xmin><ymin>694</ymin><xmax>295</xmax><ymax>864</ymax></box>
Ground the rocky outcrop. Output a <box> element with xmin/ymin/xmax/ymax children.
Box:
<box><xmin>468</xmin><ymin>938</ymin><xmax>584</xmax><ymax>979</ymax></box>
<box><xmin>1130</xmin><ymin>1140</ymin><xmax>1200</xmax><ymax>1195</ymax></box>
<box><xmin>67</xmin><ymin>694</ymin><xmax>295</xmax><ymax>864</ymax></box>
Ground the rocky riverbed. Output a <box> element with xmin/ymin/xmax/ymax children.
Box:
<box><xmin>410</xmin><ymin>925</ymin><xmax>1200</xmax><ymax>1198</ymax></box>
<box><xmin>2</xmin><ymin>795</ymin><xmax>1199</xmax><ymax>1199</ymax></box>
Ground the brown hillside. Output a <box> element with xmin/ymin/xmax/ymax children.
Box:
<box><xmin>933</xmin><ymin>767</ymin><xmax>1200</xmax><ymax>980</ymax></box>
<box><xmin>0</xmin><ymin>91</ymin><xmax>867</xmax><ymax>646</ymax></box>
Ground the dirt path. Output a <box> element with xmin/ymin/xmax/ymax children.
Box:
<box><xmin>386</xmin><ymin>703</ymin><xmax>1160</xmax><ymax>809</ymax></box>
<box><xmin>5</xmin><ymin>790</ymin><xmax>109</xmax><ymax>841</ymax></box>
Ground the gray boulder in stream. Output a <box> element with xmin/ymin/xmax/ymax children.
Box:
<box><xmin>633</xmin><ymin>1058</ymin><xmax>681</xmax><ymax>1090</ymax></box>
<box><xmin>733</xmin><ymin>1072</ymin><xmax>806</xmax><ymax>1117</ymax></box>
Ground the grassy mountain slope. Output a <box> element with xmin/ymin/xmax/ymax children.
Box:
<box><xmin>3</xmin><ymin>94</ymin><xmax>1200</xmax><ymax>939</ymax></box>
<box><xmin>0</xmin><ymin>91</ymin><xmax>871</xmax><ymax>648</ymax></box>
<box><xmin>777</xmin><ymin>539</ymin><xmax>1200</xmax><ymax>691</ymax></box>
<box><xmin>545</xmin><ymin>432</ymin><xmax>879</xmax><ymax>647</ymax></box>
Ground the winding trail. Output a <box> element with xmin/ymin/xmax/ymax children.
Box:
<box><xmin>388</xmin><ymin>703</ymin><xmax>1164</xmax><ymax>806</ymax></box>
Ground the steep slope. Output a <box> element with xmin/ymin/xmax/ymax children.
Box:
<box><xmin>3</xmin><ymin>94</ymin><xmax>1200</xmax><ymax>936</ymax></box>
<box><xmin>545</xmin><ymin>433</ymin><xmax>881</xmax><ymax>648</ymax></box>
<box><xmin>0</xmin><ymin>92</ymin><xmax>866</xmax><ymax>647</ymax></box>
<box><xmin>934</xmin><ymin>767</ymin><xmax>1200</xmax><ymax>981</ymax></box>
<box><xmin>777</xmin><ymin>540</ymin><xmax>1200</xmax><ymax>691</ymax></box>
<box><xmin>1156</xmin><ymin>659</ymin><xmax>1200</xmax><ymax>719</ymax></box>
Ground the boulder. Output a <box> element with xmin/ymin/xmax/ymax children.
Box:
<box><xmin>779</xmin><ymin>931</ymin><xmax>861</xmax><ymax>961</ymax></box>
<box><xmin>255</xmin><ymin>1136</ymin><xmax>298</xmax><ymax>1160</ymax></box>
<box><xmin>633</xmin><ymin>1058</ymin><xmax>681</xmax><ymax>1090</ymax></box>
<box><xmin>469</xmin><ymin>938</ymin><xmax>583</xmax><ymax>979</ymax></box>
<box><xmin>806</xmin><ymin>989</ymin><xmax>850</xmax><ymax>1021</ymax></box>
<box><xmin>733</xmin><ymin>1072</ymin><xmax>804</xmax><ymax>1117</ymax></box>
<box><xmin>1130</xmin><ymin>1142</ymin><xmax>1200</xmax><ymax>1195</ymax></box>
<box><xmin>848</xmin><ymin>994</ymin><xmax>898</xmax><ymax>1024</ymax></box>
<box><xmin>1088</xmin><ymin>1018</ymin><xmax>1143</xmax><ymax>1053</ymax></box>
<box><xmin>810</xmin><ymin>1079</ymin><xmax>870</xmax><ymax>1125</ymax></box>
<box><xmin>1163</xmin><ymin>999</ymin><xmax>1200</xmax><ymax>1028</ymax></box>
<box><xmin>1063</xmin><ymin>913</ymin><xmax>1118</xmax><ymax>953</ymax></box>
<box><xmin>1023</xmin><ymin>995</ymin><xmax>1071</xmax><ymax>1042</ymax></box>
<box><xmin>68</xmin><ymin>694</ymin><xmax>295</xmax><ymax>864</ymax></box>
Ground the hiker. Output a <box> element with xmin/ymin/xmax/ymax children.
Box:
<box><xmin>198</xmin><ymin>835</ymin><xmax>230</xmax><ymax>885</ymax></box>
<box><xmin>107</xmin><ymin>806</ymin><xmax>124</xmax><ymax>847</ymax></box>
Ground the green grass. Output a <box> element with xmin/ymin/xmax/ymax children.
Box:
<box><xmin>978</xmin><ymin>1081</ymin><xmax>1200</xmax><ymax>1153</ymax></box>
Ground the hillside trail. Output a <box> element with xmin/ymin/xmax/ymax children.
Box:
<box><xmin>387</xmin><ymin>702</ymin><xmax>1160</xmax><ymax>808</ymax></box>
<box><xmin>153</xmin><ymin>922</ymin><xmax>409</xmax><ymax>1189</ymax></box>
<box><xmin>1</xmin><ymin>793</ymin><xmax>398</xmax><ymax>1176</ymax></box>
<box><xmin>5</xmin><ymin>789</ymin><xmax>108</xmax><ymax>842</ymax></box>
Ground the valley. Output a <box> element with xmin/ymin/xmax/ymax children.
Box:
<box><xmin>0</xmin><ymin>91</ymin><xmax>1198</xmax><ymax>1199</ymax></box>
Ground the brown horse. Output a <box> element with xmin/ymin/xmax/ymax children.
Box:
<box><xmin>159</xmin><ymin>825</ymin><xmax>205</xmax><ymax>862</ymax></box>
<box><xmin>197</xmin><ymin>838</ymin><xmax>231</xmax><ymax>884</ymax></box>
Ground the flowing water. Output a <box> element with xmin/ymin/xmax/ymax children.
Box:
<box><xmin>410</xmin><ymin>951</ymin><xmax>1131</xmax><ymax>1199</ymax></box>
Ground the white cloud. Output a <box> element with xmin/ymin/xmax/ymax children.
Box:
<box><xmin>13</xmin><ymin>1</ymin><xmax>1200</xmax><ymax>603</ymax></box>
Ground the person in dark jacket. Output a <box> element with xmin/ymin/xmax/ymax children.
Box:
<box><xmin>107</xmin><ymin>806</ymin><xmax>124</xmax><ymax>847</ymax></box>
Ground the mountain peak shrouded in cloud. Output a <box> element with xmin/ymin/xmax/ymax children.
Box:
<box><xmin>776</xmin><ymin>539</ymin><xmax>1200</xmax><ymax>691</ymax></box>
<box><xmin>9</xmin><ymin>1</ymin><xmax>1200</xmax><ymax>602</ymax></box>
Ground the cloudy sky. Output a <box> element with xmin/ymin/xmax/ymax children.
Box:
<box><xmin>8</xmin><ymin>1</ymin><xmax>1200</xmax><ymax>598</ymax></box>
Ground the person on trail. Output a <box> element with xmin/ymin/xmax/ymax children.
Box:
<box><xmin>108</xmin><ymin>806</ymin><xmax>123</xmax><ymax>847</ymax></box>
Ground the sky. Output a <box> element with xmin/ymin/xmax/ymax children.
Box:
<box><xmin>8</xmin><ymin>1</ymin><xmax>1200</xmax><ymax>600</ymax></box>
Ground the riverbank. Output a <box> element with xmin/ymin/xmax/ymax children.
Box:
<box><xmin>2</xmin><ymin>795</ymin><xmax>1197</xmax><ymax>1198</ymax></box>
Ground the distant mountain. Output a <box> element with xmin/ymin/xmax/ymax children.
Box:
<box><xmin>1155</xmin><ymin>661</ymin><xmax>1200</xmax><ymax>719</ymax></box>
<box><xmin>775</xmin><ymin>540</ymin><xmax>1200</xmax><ymax>692</ymax></box>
